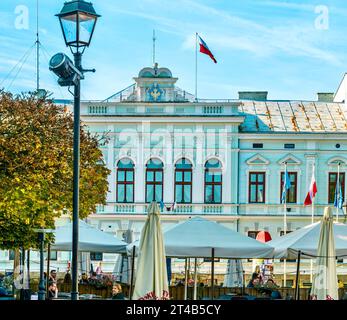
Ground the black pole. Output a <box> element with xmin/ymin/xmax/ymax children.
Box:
<box><xmin>20</xmin><ymin>248</ymin><xmax>25</xmax><ymax>300</ymax></box>
<box><xmin>129</xmin><ymin>246</ymin><xmax>136</xmax><ymax>300</ymax></box>
<box><xmin>242</xmin><ymin>268</ymin><xmax>245</xmax><ymax>296</ymax></box>
<box><xmin>38</xmin><ymin>233</ymin><xmax>46</xmax><ymax>300</ymax></box>
<box><xmin>294</xmin><ymin>251</ymin><xmax>301</xmax><ymax>300</ymax></box>
<box><xmin>46</xmin><ymin>243</ymin><xmax>51</xmax><ymax>296</ymax></box>
<box><xmin>211</xmin><ymin>248</ymin><xmax>215</xmax><ymax>300</ymax></box>
<box><xmin>27</xmin><ymin>250</ymin><xmax>30</xmax><ymax>290</ymax></box>
<box><xmin>71</xmin><ymin>51</ymin><xmax>82</xmax><ymax>301</ymax></box>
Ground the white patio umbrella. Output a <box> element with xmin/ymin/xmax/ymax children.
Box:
<box><xmin>127</xmin><ymin>216</ymin><xmax>274</xmax><ymax>258</ymax></box>
<box><xmin>51</xmin><ymin>220</ymin><xmax>127</xmax><ymax>253</ymax></box>
<box><xmin>223</xmin><ymin>259</ymin><xmax>244</xmax><ymax>288</ymax></box>
<box><xmin>311</xmin><ymin>207</ymin><xmax>338</xmax><ymax>300</ymax></box>
<box><xmin>128</xmin><ymin>216</ymin><xmax>273</xmax><ymax>300</ymax></box>
<box><xmin>132</xmin><ymin>202</ymin><xmax>169</xmax><ymax>300</ymax></box>
<box><xmin>268</xmin><ymin>219</ymin><xmax>347</xmax><ymax>259</ymax></box>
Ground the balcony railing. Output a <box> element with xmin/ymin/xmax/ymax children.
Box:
<box><xmin>93</xmin><ymin>202</ymin><xmax>331</xmax><ymax>217</ymax></box>
<box><xmin>103</xmin><ymin>84</ymin><xmax>136</xmax><ymax>103</ymax></box>
<box><xmin>92</xmin><ymin>203</ymin><xmax>235</xmax><ymax>216</ymax></box>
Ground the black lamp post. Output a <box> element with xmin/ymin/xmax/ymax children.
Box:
<box><xmin>37</xmin><ymin>232</ymin><xmax>45</xmax><ymax>301</ymax></box>
<box><xmin>34</xmin><ymin>228</ymin><xmax>53</xmax><ymax>301</ymax></box>
<box><xmin>50</xmin><ymin>0</ymin><xmax>100</xmax><ymax>301</ymax></box>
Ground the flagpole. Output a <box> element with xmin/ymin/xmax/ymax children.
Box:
<box><xmin>310</xmin><ymin>164</ymin><xmax>315</xmax><ymax>283</ymax></box>
<box><xmin>336</xmin><ymin>162</ymin><xmax>341</xmax><ymax>222</ymax></box>
<box><xmin>195</xmin><ymin>32</ymin><xmax>198</xmax><ymax>102</ymax></box>
<box><xmin>283</xmin><ymin>162</ymin><xmax>287</xmax><ymax>288</ymax></box>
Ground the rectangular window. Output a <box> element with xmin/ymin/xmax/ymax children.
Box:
<box><xmin>175</xmin><ymin>168</ymin><xmax>192</xmax><ymax>204</ymax></box>
<box><xmin>117</xmin><ymin>167</ymin><xmax>134</xmax><ymax>203</ymax></box>
<box><xmin>253</xmin><ymin>143</ymin><xmax>263</xmax><ymax>149</ymax></box>
<box><xmin>146</xmin><ymin>169</ymin><xmax>163</xmax><ymax>203</ymax></box>
<box><xmin>90</xmin><ymin>252</ymin><xmax>103</xmax><ymax>261</ymax></box>
<box><xmin>9</xmin><ymin>250</ymin><xmax>15</xmax><ymax>261</ymax></box>
<box><xmin>247</xmin><ymin>231</ymin><xmax>260</xmax><ymax>239</ymax></box>
<box><xmin>328</xmin><ymin>172</ymin><xmax>345</xmax><ymax>204</ymax></box>
<box><xmin>204</xmin><ymin>171</ymin><xmax>222</xmax><ymax>204</ymax></box>
<box><xmin>284</xmin><ymin>144</ymin><xmax>295</xmax><ymax>149</ymax></box>
<box><xmin>249</xmin><ymin>172</ymin><xmax>266</xmax><ymax>203</ymax></box>
<box><xmin>50</xmin><ymin>251</ymin><xmax>58</xmax><ymax>261</ymax></box>
<box><xmin>280</xmin><ymin>172</ymin><xmax>298</xmax><ymax>203</ymax></box>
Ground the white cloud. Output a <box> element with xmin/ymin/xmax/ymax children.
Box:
<box><xmin>106</xmin><ymin>0</ymin><xmax>341</xmax><ymax>65</ymax></box>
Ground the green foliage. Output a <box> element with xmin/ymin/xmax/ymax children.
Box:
<box><xmin>0</xmin><ymin>92</ymin><xmax>110</xmax><ymax>249</ymax></box>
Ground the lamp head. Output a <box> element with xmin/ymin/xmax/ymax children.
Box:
<box><xmin>56</xmin><ymin>0</ymin><xmax>100</xmax><ymax>53</ymax></box>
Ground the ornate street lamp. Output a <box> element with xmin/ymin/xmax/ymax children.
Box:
<box><xmin>56</xmin><ymin>0</ymin><xmax>100</xmax><ymax>54</ymax></box>
<box><xmin>50</xmin><ymin>0</ymin><xmax>100</xmax><ymax>301</ymax></box>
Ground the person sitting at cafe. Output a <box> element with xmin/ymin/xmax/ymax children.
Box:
<box><xmin>247</xmin><ymin>266</ymin><xmax>262</xmax><ymax>288</ymax></box>
<box><xmin>63</xmin><ymin>271</ymin><xmax>71</xmax><ymax>284</ymax></box>
<box><xmin>111</xmin><ymin>283</ymin><xmax>125</xmax><ymax>300</ymax></box>
<box><xmin>265</xmin><ymin>278</ymin><xmax>282</xmax><ymax>299</ymax></box>
<box><xmin>80</xmin><ymin>273</ymin><xmax>89</xmax><ymax>285</ymax></box>
<box><xmin>47</xmin><ymin>281</ymin><xmax>58</xmax><ymax>300</ymax></box>
<box><xmin>49</xmin><ymin>270</ymin><xmax>57</xmax><ymax>283</ymax></box>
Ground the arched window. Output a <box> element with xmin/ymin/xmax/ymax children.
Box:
<box><xmin>116</xmin><ymin>159</ymin><xmax>135</xmax><ymax>203</ymax></box>
<box><xmin>175</xmin><ymin>158</ymin><xmax>193</xmax><ymax>203</ymax></box>
<box><xmin>146</xmin><ymin>159</ymin><xmax>163</xmax><ymax>203</ymax></box>
<box><xmin>205</xmin><ymin>159</ymin><xmax>222</xmax><ymax>204</ymax></box>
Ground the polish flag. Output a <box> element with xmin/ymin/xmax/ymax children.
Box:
<box><xmin>304</xmin><ymin>170</ymin><xmax>318</xmax><ymax>206</ymax></box>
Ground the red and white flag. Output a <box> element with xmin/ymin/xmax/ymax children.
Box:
<box><xmin>198</xmin><ymin>35</ymin><xmax>217</xmax><ymax>63</ymax></box>
<box><xmin>304</xmin><ymin>170</ymin><xmax>317</xmax><ymax>206</ymax></box>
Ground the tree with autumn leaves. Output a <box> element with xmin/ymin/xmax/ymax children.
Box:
<box><xmin>0</xmin><ymin>91</ymin><xmax>110</xmax><ymax>250</ymax></box>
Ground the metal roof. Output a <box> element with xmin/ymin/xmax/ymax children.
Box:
<box><xmin>239</xmin><ymin>100</ymin><xmax>347</xmax><ymax>133</ymax></box>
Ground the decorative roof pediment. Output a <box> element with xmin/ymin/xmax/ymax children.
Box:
<box><xmin>327</xmin><ymin>157</ymin><xmax>347</xmax><ymax>166</ymax></box>
<box><xmin>138</xmin><ymin>64</ymin><xmax>173</xmax><ymax>79</ymax></box>
<box><xmin>246</xmin><ymin>154</ymin><xmax>270</xmax><ymax>165</ymax></box>
<box><xmin>277</xmin><ymin>154</ymin><xmax>302</xmax><ymax>165</ymax></box>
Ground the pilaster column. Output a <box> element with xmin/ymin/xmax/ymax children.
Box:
<box><xmin>193</xmin><ymin>127</ymin><xmax>204</xmax><ymax>203</ymax></box>
<box><xmin>164</xmin><ymin>132</ymin><xmax>174</xmax><ymax>203</ymax></box>
<box><xmin>107</xmin><ymin>126</ymin><xmax>115</xmax><ymax>203</ymax></box>
<box><xmin>135</xmin><ymin>131</ymin><xmax>145</xmax><ymax>203</ymax></box>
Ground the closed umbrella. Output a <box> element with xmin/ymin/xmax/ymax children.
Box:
<box><xmin>132</xmin><ymin>202</ymin><xmax>169</xmax><ymax>300</ymax></box>
<box><xmin>223</xmin><ymin>259</ymin><xmax>244</xmax><ymax>288</ymax></box>
<box><xmin>311</xmin><ymin>207</ymin><xmax>338</xmax><ymax>300</ymax></box>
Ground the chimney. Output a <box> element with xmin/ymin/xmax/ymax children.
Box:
<box><xmin>317</xmin><ymin>92</ymin><xmax>334</xmax><ymax>102</ymax></box>
<box><xmin>238</xmin><ymin>91</ymin><xmax>268</xmax><ymax>101</ymax></box>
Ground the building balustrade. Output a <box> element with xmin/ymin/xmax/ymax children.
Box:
<box><xmin>83</xmin><ymin>102</ymin><xmax>239</xmax><ymax>117</ymax></box>
<box><xmin>92</xmin><ymin>202</ymin><xmax>336</xmax><ymax>217</ymax></box>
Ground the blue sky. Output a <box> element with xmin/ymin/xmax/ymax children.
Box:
<box><xmin>0</xmin><ymin>0</ymin><xmax>347</xmax><ymax>101</ymax></box>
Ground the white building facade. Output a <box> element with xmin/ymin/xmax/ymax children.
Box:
<box><xmin>1</xmin><ymin>65</ymin><xmax>347</xmax><ymax>280</ymax></box>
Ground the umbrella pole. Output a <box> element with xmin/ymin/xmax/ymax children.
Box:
<box><xmin>184</xmin><ymin>258</ymin><xmax>188</xmax><ymax>300</ymax></box>
<box><xmin>310</xmin><ymin>197</ymin><xmax>314</xmax><ymax>283</ymax></box>
<box><xmin>193</xmin><ymin>258</ymin><xmax>198</xmax><ymax>300</ymax></box>
<box><xmin>294</xmin><ymin>251</ymin><xmax>301</xmax><ymax>300</ymax></box>
<box><xmin>211</xmin><ymin>248</ymin><xmax>215</xmax><ymax>300</ymax></box>
<box><xmin>129</xmin><ymin>246</ymin><xmax>136</xmax><ymax>300</ymax></box>
<box><xmin>46</xmin><ymin>243</ymin><xmax>51</xmax><ymax>296</ymax></box>
<box><xmin>27</xmin><ymin>250</ymin><xmax>30</xmax><ymax>290</ymax></box>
